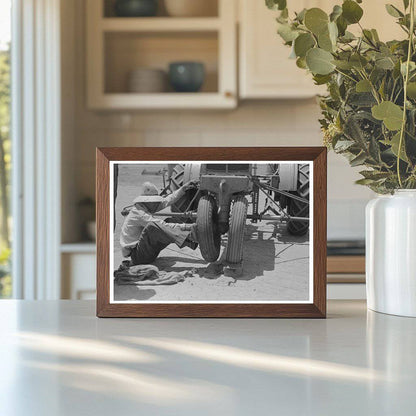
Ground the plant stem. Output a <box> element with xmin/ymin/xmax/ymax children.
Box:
<box><xmin>358</xmin><ymin>69</ymin><xmax>380</xmax><ymax>104</ymax></box>
<box><xmin>334</xmin><ymin>68</ymin><xmax>357</xmax><ymax>83</ymax></box>
<box><xmin>397</xmin><ymin>0</ymin><xmax>415</xmax><ymax>188</ymax></box>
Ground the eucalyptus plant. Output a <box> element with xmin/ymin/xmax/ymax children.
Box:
<box><xmin>266</xmin><ymin>0</ymin><xmax>416</xmax><ymax>193</ymax></box>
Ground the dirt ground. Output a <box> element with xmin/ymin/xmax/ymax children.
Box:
<box><xmin>113</xmin><ymin>164</ymin><xmax>310</xmax><ymax>302</ymax></box>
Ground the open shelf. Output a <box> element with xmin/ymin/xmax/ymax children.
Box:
<box><xmin>86</xmin><ymin>0</ymin><xmax>236</xmax><ymax>109</ymax></box>
<box><xmin>104</xmin><ymin>31</ymin><xmax>219</xmax><ymax>94</ymax></box>
<box><xmin>103</xmin><ymin>0</ymin><xmax>219</xmax><ymax>18</ymax></box>
<box><xmin>101</xmin><ymin>17</ymin><xmax>221</xmax><ymax>32</ymax></box>
<box><xmin>61</xmin><ymin>242</ymin><xmax>96</xmax><ymax>254</ymax></box>
<box><xmin>91</xmin><ymin>92</ymin><xmax>235</xmax><ymax>109</ymax></box>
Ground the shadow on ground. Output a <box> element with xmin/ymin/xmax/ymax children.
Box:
<box><xmin>237</xmin><ymin>225</ymin><xmax>276</xmax><ymax>281</ymax></box>
<box><xmin>113</xmin><ymin>287</ymin><xmax>156</xmax><ymax>301</ymax></box>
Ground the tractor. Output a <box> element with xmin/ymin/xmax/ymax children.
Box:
<box><xmin>158</xmin><ymin>163</ymin><xmax>310</xmax><ymax>268</ymax></box>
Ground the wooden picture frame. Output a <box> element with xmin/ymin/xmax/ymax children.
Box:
<box><xmin>97</xmin><ymin>147</ymin><xmax>327</xmax><ymax>317</ymax></box>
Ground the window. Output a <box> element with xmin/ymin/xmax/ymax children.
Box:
<box><xmin>0</xmin><ymin>0</ymin><xmax>11</xmax><ymax>298</ymax></box>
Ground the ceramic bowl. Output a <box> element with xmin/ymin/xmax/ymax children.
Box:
<box><xmin>164</xmin><ymin>0</ymin><xmax>217</xmax><ymax>17</ymax></box>
<box><xmin>114</xmin><ymin>0</ymin><xmax>158</xmax><ymax>17</ymax></box>
<box><xmin>127</xmin><ymin>68</ymin><xmax>167</xmax><ymax>93</ymax></box>
<box><xmin>168</xmin><ymin>62</ymin><xmax>205</xmax><ymax>93</ymax></box>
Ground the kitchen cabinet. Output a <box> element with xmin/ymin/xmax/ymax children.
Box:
<box><xmin>61</xmin><ymin>244</ymin><xmax>96</xmax><ymax>300</ymax></box>
<box><xmin>86</xmin><ymin>0</ymin><xmax>237</xmax><ymax>109</ymax></box>
<box><xmin>87</xmin><ymin>0</ymin><xmax>405</xmax><ymax>107</ymax></box>
<box><xmin>238</xmin><ymin>0</ymin><xmax>404</xmax><ymax>99</ymax></box>
<box><xmin>239</xmin><ymin>0</ymin><xmax>326</xmax><ymax>99</ymax></box>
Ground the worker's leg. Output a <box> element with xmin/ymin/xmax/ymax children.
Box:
<box><xmin>131</xmin><ymin>222</ymin><xmax>194</xmax><ymax>265</ymax></box>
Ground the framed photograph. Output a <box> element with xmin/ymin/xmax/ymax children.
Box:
<box><xmin>96</xmin><ymin>147</ymin><xmax>327</xmax><ymax>318</ymax></box>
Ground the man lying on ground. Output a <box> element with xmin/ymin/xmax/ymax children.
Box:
<box><xmin>120</xmin><ymin>181</ymin><xmax>199</xmax><ymax>265</ymax></box>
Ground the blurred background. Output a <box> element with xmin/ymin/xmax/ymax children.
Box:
<box><xmin>0</xmin><ymin>0</ymin><xmax>404</xmax><ymax>300</ymax></box>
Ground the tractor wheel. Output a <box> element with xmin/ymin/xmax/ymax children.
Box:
<box><xmin>225</xmin><ymin>195</ymin><xmax>248</xmax><ymax>264</ymax></box>
<box><xmin>197</xmin><ymin>195</ymin><xmax>221</xmax><ymax>262</ymax></box>
<box><xmin>169</xmin><ymin>164</ymin><xmax>196</xmax><ymax>213</ymax></box>
<box><xmin>287</xmin><ymin>164</ymin><xmax>310</xmax><ymax>236</ymax></box>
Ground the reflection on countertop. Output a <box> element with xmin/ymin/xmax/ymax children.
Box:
<box><xmin>0</xmin><ymin>300</ymin><xmax>415</xmax><ymax>415</ymax></box>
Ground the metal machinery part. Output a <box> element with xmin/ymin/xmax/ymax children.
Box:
<box><xmin>148</xmin><ymin>162</ymin><xmax>310</xmax><ymax>263</ymax></box>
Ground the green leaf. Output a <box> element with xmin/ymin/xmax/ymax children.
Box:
<box><xmin>306</xmin><ymin>48</ymin><xmax>335</xmax><ymax>75</ymax></box>
<box><xmin>318</xmin><ymin>31</ymin><xmax>333</xmax><ymax>52</ymax></box>
<box><xmin>334</xmin><ymin>139</ymin><xmax>355</xmax><ymax>152</ymax></box>
<box><xmin>401</xmin><ymin>61</ymin><xmax>416</xmax><ymax>76</ymax></box>
<box><xmin>304</xmin><ymin>8</ymin><xmax>329</xmax><ymax>35</ymax></box>
<box><xmin>379</xmin><ymin>78</ymin><xmax>386</xmax><ymax>99</ymax></box>
<box><xmin>295</xmin><ymin>8</ymin><xmax>307</xmax><ymax>22</ymax></box>
<box><xmin>342</xmin><ymin>0</ymin><xmax>363</xmax><ymax>24</ymax></box>
<box><xmin>369</xmin><ymin>136</ymin><xmax>381</xmax><ymax>162</ymax></box>
<box><xmin>313</xmin><ymin>74</ymin><xmax>332</xmax><ymax>85</ymax></box>
<box><xmin>330</xmin><ymin>5</ymin><xmax>343</xmax><ymax>22</ymax></box>
<box><xmin>375</xmin><ymin>56</ymin><xmax>395</xmax><ymax>70</ymax></box>
<box><xmin>371</xmin><ymin>29</ymin><xmax>380</xmax><ymax>42</ymax></box>
<box><xmin>277</xmin><ymin>23</ymin><xmax>299</xmax><ymax>42</ymax></box>
<box><xmin>280</xmin><ymin>8</ymin><xmax>289</xmax><ymax>19</ymax></box>
<box><xmin>344</xmin><ymin>113</ymin><xmax>368</xmax><ymax>146</ymax></box>
<box><xmin>385</xmin><ymin>4</ymin><xmax>403</xmax><ymax>18</ymax></box>
<box><xmin>266</xmin><ymin>0</ymin><xmax>287</xmax><ymax>11</ymax></box>
<box><xmin>372</xmin><ymin>101</ymin><xmax>403</xmax><ymax>130</ymax></box>
<box><xmin>360</xmin><ymin>170</ymin><xmax>391</xmax><ymax>180</ymax></box>
<box><xmin>382</xmin><ymin>132</ymin><xmax>409</xmax><ymax>162</ymax></box>
<box><xmin>317</xmin><ymin>23</ymin><xmax>338</xmax><ymax>53</ymax></box>
<box><xmin>296</xmin><ymin>57</ymin><xmax>307</xmax><ymax>69</ymax></box>
<box><xmin>341</xmin><ymin>31</ymin><xmax>356</xmax><ymax>42</ymax></box>
<box><xmin>328</xmin><ymin>21</ymin><xmax>338</xmax><ymax>45</ymax></box>
<box><xmin>356</xmin><ymin>178</ymin><xmax>377</xmax><ymax>185</ymax></box>
<box><xmin>362</xmin><ymin>29</ymin><xmax>375</xmax><ymax>44</ymax></box>
<box><xmin>407</xmin><ymin>82</ymin><xmax>416</xmax><ymax>99</ymax></box>
<box><xmin>393</xmin><ymin>61</ymin><xmax>402</xmax><ymax>79</ymax></box>
<box><xmin>294</xmin><ymin>33</ymin><xmax>315</xmax><ymax>57</ymax></box>
<box><xmin>403</xmin><ymin>0</ymin><xmax>410</xmax><ymax>9</ymax></box>
<box><xmin>371</xmin><ymin>67</ymin><xmax>386</xmax><ymax>84</ymax></box>
<box><xmin>333</xmin><ymin>59</ymin><xmax>353</xmax><ymax>70</ymax></box>
<box><xmin>336</xmin><ymin>15</ymin><xmax>348</xmax><ymax>36</ymax></box>
<box><xmin>350</xmin><ymin>152</ymin><xmax>368</xmax><ymax>167</ymax></box>
<box><xmin>356</xmin><ymin>79</ymin><xmax>372</xmax><ymax>93</ymax></box>
<box><xmin>350</xmin><ymin>53</ymin><xmax>368</xmax><ymax>69</ymax></box>
<box><xmin>349</xmin><ymin>92</ymin><xmax>377</xmax><ymax>107</ymax></box>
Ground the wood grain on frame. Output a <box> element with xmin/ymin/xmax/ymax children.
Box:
<box><xmin>96</xmin><ymin>147</ymin><xmax>327</xmax><ymax>318</ymax></box>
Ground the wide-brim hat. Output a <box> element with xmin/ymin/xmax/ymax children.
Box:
<box><xmin>133</xmin><ymin>195</ymin><xmax>163</xmax><ymax>204</ymax></box>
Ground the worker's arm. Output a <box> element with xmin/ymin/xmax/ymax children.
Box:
<box><xmin>159</xmin><ymin>181</ymin><xmax>198</xmax><ymax>209</ymax></box>
<box><xmin>135</xmin><ymin>209</ymin><xmax>185</xmax><ymax>230</ymax></box>
<box><xmin>158</xmin><ymin>188</ymin><xmax>185</xmax><ymax>209</ymax></box>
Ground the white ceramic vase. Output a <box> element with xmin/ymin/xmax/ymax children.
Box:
<box><xmin>366</xmin><ymin>190</ymin><xmax>416</xmax><ymax>317</ymax></box>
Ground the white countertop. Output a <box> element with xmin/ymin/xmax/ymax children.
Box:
<box><xmin>0</xmin><ymin>300</ymin><xmax>415</xmax><ymax>415</ymax></box>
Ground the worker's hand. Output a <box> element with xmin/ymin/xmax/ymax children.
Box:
<box><xmin>121</xmin><ymin>206</ymin><xmax>133</xmax><ymax>217</ymax></box>
<box><xmin>182</xmin><ymin>180</ymin><xmax>199</xmax><ymax>192</ymax></box>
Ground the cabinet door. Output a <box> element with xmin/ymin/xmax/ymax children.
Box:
<box><xmin>239</xmin><ymin>0</ymin><xmax>405</xmax><ymax>99</ymax></box>
<box><xmin>62</xmin><ymin>253</ymin><xmax>96</xmax><ymax>300</ymax></box>
<box><xmin>239</xmin><ymin>0</ymin><xmax>323</xmax><ymax>99</ymax></box>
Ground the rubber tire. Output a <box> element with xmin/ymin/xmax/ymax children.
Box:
<box><xmin>287</xmin><ymin>164</ymin><xmax>310</xmax><ymax>236</ymax></box>
<box><xmin>197</xmin><ymin>195</ymin><xmax>221</xmax><ymax>262</ymax></box>
<box><xmin>226</xmin><ymin>196</ymin><xmax>248</xmax><ymax>264</ymax></box>
<box><xmin>169</xmin><ymin>164</ymin><xmax>196</xmax><ymax>213</ymax></box>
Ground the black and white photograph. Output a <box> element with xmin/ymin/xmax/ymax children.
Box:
<box><xmin>110</xmin><ymin>161</ymin><xmax>313</xmax><ymax>303</ymax></box>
